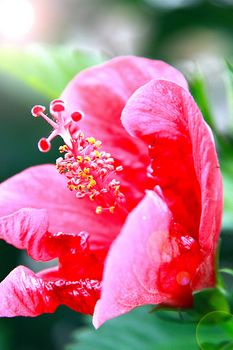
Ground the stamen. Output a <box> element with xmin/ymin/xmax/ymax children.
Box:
<box><xmin>56</xmin><ymin>132</ymin><xmax>125</xmax><ymax>213</ymax></box>
<box><xmin>96</xmin><ymin>206</ymin><xmax>103</xmax><ymax>214</ymax></box>
<box><xmin>32</xmin><ymin>100</ymin><xmax>125</xmax><ymax>214</ymax></box>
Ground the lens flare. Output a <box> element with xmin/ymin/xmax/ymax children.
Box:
<box><xmin>0</xmin><ymin>0</ymin><xmax>34</xmax><ymax>39</ymax></box>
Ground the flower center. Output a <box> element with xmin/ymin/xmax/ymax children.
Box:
<box><xmin>31</xmin><ymin>99</ymin><xmax>125</xmax><ymax>214</ymax></box>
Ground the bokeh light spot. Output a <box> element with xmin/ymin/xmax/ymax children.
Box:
<box><xmin>0</xmin><ymin>0</ymin><xmax>34</xmax><ymax>39</ymax></box>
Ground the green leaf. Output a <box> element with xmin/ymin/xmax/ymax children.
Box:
<box><xmin>194</xmin><ymin>287</ymin><xmax>233</xmax><ymax>350</ymax></box>
<box><xmin>66</xmin><ymin>306</ymin><xmax>198</xmax><ymax>350</ymax></box>
<box><xmin>188</xmin><ymin>69</ymin><xmax>215</xmax><ymax>131</ymax></box>
<box><xmin>0</xmin><ymin>46</ymin><xmax>105</xmax><ymax>99</ymax></box>
<box><xmin>221</xmin><ymin>159</ymin><xmax>233</xmax><ymax>231</ymax></box>
<box><xmin>193</xmin><ymin>288</ymin><xmax>230</xmax><ymax>317</ymax></box>
<box><xmin>196</xmin><ymin>311</ymin><xmax>233</xmax><ymax>350</ymax></box>
<box><xmin>220</xmin><ymin>268</ymin><xmax>233</xmax><ymax>278</ymax></box>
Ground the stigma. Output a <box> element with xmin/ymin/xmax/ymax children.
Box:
<box><xmin>31</xmin><ymin>99</ymin><xmax>125</xmax><ymax>214</ymax></box>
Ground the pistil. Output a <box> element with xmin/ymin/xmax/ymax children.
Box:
<box><xmin>31</xmin><ymin>99</ymin><xmax>125</xmax><ymax>214</ymax></box>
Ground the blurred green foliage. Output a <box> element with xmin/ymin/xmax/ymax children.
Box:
<box><xmin>0</xmin><ymin>46</ymin><xmax>103</xmax><ymax>99</ymax></box>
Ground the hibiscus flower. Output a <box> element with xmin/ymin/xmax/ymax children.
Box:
<box><xmin>0</xmin><ymin>56</ymin><xmax>222</xmax><ymax>327</ymax></box>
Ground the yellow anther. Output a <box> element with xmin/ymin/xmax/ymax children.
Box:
<box><xmin>77</xmin><ymin>170</ymin><xmax>82</xmax><ymax>177</ymax></box>
<box><xmin>78</xmin><ymin>184</ymin><xmax>84</xmax><ymax>191</ymax></box>
<box><xmin>59</xmin><ymin>145</ymin><xmax>68</xmax><ymax>153</ymax></box>
<box><xmin>84</xmin><ymin>156</ymin><xmax>91</xmax><ymax>163</ymax></box>
<box><xmin>77</xmin><ymin>156</ymin><xmax>83</xmax><ymax>163</ymax></box>
<box><xmin>79</xmin><ymin>171</ymin><xmax>88</xmax><ymax>179</ymax></box>
<box><xmin>89</xmin><ymin>193</ymin><xmax>95</xmax><ymax>201</ymax></box>
<box><xmin>94</xmin><ymin>150</ymin><xmax>101</xmax><ymax>158</ymax></box>
<box><xmin>87</xmin><ymin>179</ymin><xmax>96</xmax><ymax>189</ymax></box>
<box><xmin>96</xmin><ymin>206</ymin><xmax>102</xmax><ymax>214</ymax></box>
<box><xmin>68</xmin><ymin>184</ymin><xmax>77</xmax><ymax>191</ymax></box>
<box><xmin>87</xmin><ymin>137</ymin><xmax>96</xmax><ymax>144</ymax></box>
<box><xmin>90</xmin><ymin>179</ymin><xmax>96</xmax><ymax>186</ymax></box>
<box><xmin>109</xmin><ymin>206</ymin><xmax>115</xmax><ymax>214</ymax></box>
<box><xmin>114</xmin><ymin>185</ymin><xmax>120</xmax><ymax>195</ymax></box>
<box><xmin>83</xmin><ymin>167</ymin><xmax>90</xmax><ymax>174</ymax></box>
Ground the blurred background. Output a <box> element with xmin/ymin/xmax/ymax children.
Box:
<box><xmin>0</xmin><ymin>0</ymin><xmax>233</xmax><ymax>349</ymax></box>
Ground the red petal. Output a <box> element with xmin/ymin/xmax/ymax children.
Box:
<box><xmin>43</xmin><ymin>231</ymin><xmax>106</xmax><ymax>281</ymax></box>
<box><xmin>122</xmin><ymin>79</ymin><xmax>223</xmax><ymax>253</ymax></box>
<box><xmin>61</xmin><ymin>56</ymin><xmax>188</xmax><ymax>210</ymax></box>
<box><xmin>0</xmin><ymin>208</ymin><xmax>53</xmax><ymax>261</ymax></box>
<box><xmin>0</xmin><ymin>266</ymin><xmax>101</xmax><ymax>317</ymax></box>
<box><xmin>0</xmin><ymin>165</ymin><xmax>125</xmax><ymax>248</ymax></box>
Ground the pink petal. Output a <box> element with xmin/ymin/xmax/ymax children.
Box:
<box><xmin>61</xmin><ymin>56</ymin><xmax>189</xmax><ymax>209</ymax></box>
<box><xmin>0</xmin><ymin>165</ymin><xmax>125</xmax><ymax>248</ymax></box>
<box><xmin>0</xmin><ymin>266</ymin><xmax>58</xmax><ymax>316</ymax></box>
<box><xmin>0</xmin><ymin>266</ymin><xmax>101</xmax><ymax>317</ymax></box>
<box><xmin>0</xmin><ymin>208</ymin><xmax>53</xmax><ymax>261</ymax></box>
<box><xmin>93</xmin><ymin>190</ymin><xmax>176</xmax><ymax>328</ymax></box>
<box><xmin>121</xmin><ymin>79</ymin><xmax>223</xmax><ymax>253</ymax></box>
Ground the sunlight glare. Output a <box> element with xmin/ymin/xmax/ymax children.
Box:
<box><xmin>0</xmin><ymin>0</ymin><xmax>34</xmax><ymax>39</ymax></box>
